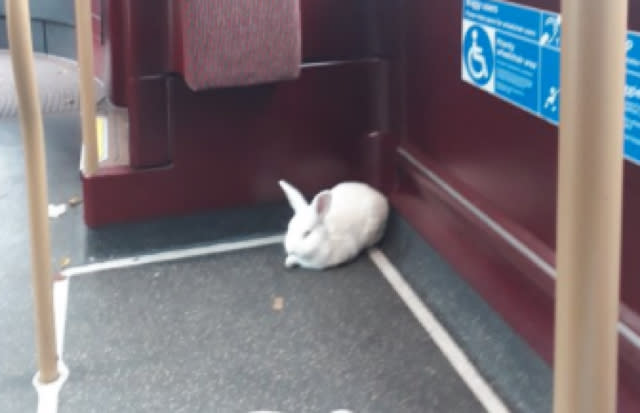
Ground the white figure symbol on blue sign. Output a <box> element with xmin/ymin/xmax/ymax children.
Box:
<box><xmin>468</xmin><ymin>30</ymin><xmax>489</xmax><ymax>79</ymax></box>
<box><xmin>540</xmin><ymin>14</ymin><xmax>561</xmax><ymax>48</ymax></box>
<box><xmin>544</xmin><ymin>87</ymin><xmax>560</xmax><ymax>112</ymax></box>
<box><xmin>463</xmin><ymin>24</ymin><xmax>494</xmax><ymax>88</ymax></box>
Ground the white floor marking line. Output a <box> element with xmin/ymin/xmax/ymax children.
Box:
<box><xmin>54</xmin><ymin>279</ymin><xmax>69</xmax><ymax>357</ymax></box>
<box><xmin>619</xmin><ymin>322</ymin><xmax>640</xmax><ymax>349</ymax></box>
<box><xmin>368</xmin><ymin>249</ymin><xmax>510</xmax><ymax>413</ymax></box>
<box><xmin>249</xmin><ymin>410</ymin><xmax>352</xmax><ymax>413</ymax></box>
<box><xmin>62</xmin><ymin>235</ymin><xmax>285</xmax><ymax>277</ymax></box>
<box><xmin>34</xmin><ymin>279</ymin><xmax>70</xmax><ymax>413</ymax></box>
<box><xmin>33</xmin><ymin>361</ymin><xmax>68</xmax><ymax>413</ymax></box>
<box><xmin>398</xmin><ymin>147</ymin><xmax>640</xmax><ymax>350</ymax></box>
<box><xmin>35</xmin><ymin>235</ymin><xmax>283</xmax><ymax>411</ymax></box>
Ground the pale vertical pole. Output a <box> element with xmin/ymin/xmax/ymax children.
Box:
<box><xmin>554</xmin><ymin>0</ymin><xmax>628</xmax><ymax>412</ymax></box>
<box><xmin>5</xmin><ymin>0</ymin><xmax>59</xmax><ymax>383</ymax></box>
<box><xmin>74</xmin><ymin>0</ymin><xmax>99</xmax><ymax>176</ymax></box>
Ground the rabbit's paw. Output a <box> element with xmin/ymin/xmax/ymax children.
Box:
<box><xmin>285</xmin><ymin>255</ymin><xmax>298</xmax><ymax>268</ymax></box>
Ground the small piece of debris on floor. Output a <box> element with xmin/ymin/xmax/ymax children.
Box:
<box><xmin>48</xmin><ymin>204</ymin><xmax>67</xmax><ymax>218</ymax></box>
<box><xmin>59</xmin><ymin>257</ymin><xmax>71</xmax><ymax>268</ymax></box>
<box><xmin>67</xmin><ymin>196</ymin><xmax>83</xmax><ymax>207</ymax></box>
<box><xmin>272</xmin><ymin>297</ymin><xmax>284</xmax><ymax>311</ymax></box>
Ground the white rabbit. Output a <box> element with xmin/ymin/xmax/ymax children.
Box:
<box><xmin>278</xmin><ymin>180</ymin><xmax>389</xmax><ymax>270</ymax></box>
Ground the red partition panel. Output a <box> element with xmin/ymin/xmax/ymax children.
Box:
<box><xmin>103</xmin><ymin>0</ymin><xmax>127</xmax><ymax>106</ymax></box>
<box><xmin>84</xmin><ymin>60</ymin><xmax>389</xmax><ymax>225</ymax></box>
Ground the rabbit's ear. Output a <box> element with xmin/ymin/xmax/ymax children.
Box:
<box><xmin>311</xmin><ymin>190</ymin><xmax>332</xmax><ymax>220</ymax></box>
<box><xmin>279</xmin><ymin>180</ymin><xmax>307</xmax><ymax>213</ymax></box>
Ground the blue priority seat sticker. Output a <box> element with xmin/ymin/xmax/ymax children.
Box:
<box><xmin>461</xmin><ymin>0</ymin><xmax>640</xmax><ymax>165</ymax></box>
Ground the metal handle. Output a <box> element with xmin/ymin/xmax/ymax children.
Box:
<box><xmin>75</xmin><ymin>0</ymin><xmax>99</xmax><ymax>176</ymax></box>
<box><xmin>554</xmin><ymin>0</ymin><xmax>628</xmax><ymax>411</ymax></box>
<box><xmin>5</xmin><ymin>0</ymin><xmax>59</xmax><ymax>384</ymax></box>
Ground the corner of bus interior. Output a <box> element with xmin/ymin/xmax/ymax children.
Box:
<box><xmin>0</xmin><ymin>0</ymin><xmax>639</xmax><ymax>412</ymax></box>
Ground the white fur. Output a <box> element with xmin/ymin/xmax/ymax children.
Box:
<box><xmin>279</xmin><ymin>180</ymin><xmax>389</xmax><ymax>270</ymax></box>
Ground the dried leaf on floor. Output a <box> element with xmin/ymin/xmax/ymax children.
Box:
<box><xmin>59</xmin><ymin>257</ymin><xmax>71</xmax><ymax>269</ymax></box>
<box><xmin>272</xmin><ymin>296</ymin><xmax>284</xmax><ymax>311</ymax></box>
<box><xmin>68</xmin><ymin>196</ymin><xmax>83</xmax><ymax>207</ymax></box>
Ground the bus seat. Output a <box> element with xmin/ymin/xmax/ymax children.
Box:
<box><xmin>88</xmin><ymin>0</ymin><xmax>394</xmax><ymax>213</ymax></box>
<box><xmin>178</xmin><ymin>0</ymin><xmax>301</xmax><ymax>91</ymax></box>
<box><xmin>105</xmin><ymin>0</ymin><xmax>378</xmax><ymax>108</ymax></box>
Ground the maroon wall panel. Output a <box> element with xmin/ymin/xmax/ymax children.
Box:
<box><xmin>405</xmin><ymin>0</ymin><xmax>559</xmax><ymax>248</ymax></box>
<box><xmin>123</xmin><ymin>1</ymin><xmax>170</xmax><ymax>77</ymax></box>
<box><xmin>402</xmin><ymin>0</ymin><xmax>640</xmax><ymax>329</ymax></box>
<box><xmin>398</xmin><ymin>0</ymin><xmax>640</xmax><ymax>409</ymax></box>
<box><xmin>126</xmin><ymin>77</ymin><xmax>170</xmax><ymax>168</ymax></box>
<box><xmin>300</xmin><ymin>0</ymin><xmax>381</xmax><ymax>61</ymax></box>
<box><xmin>113</xmin><ymin>1</ymin><xmax>172</xmax><ymax>167</ymax></box>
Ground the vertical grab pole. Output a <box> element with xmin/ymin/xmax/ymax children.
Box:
<box><xmin>74</xmin><ymin>0</ymin><xmax>99</xmax><ymax>176</ymax></box>
<box><xmin>5</xmin><ymin>0</ymin><xmax>59</xmax><ymax>383</ymax></box>
<box><xmin>554</xmin><ymin>0</ymin><xmax>628</xmax><ymax>412</ymax></box>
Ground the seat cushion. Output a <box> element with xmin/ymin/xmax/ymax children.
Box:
<box><xmin>180</xmin><ymin>0</ymin><xmax>301</xmax><ymax>90</ymax></box>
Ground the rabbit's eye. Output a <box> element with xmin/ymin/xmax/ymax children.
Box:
<box><xmin>303</xmin><ymin>230</ymin><xmax>311</xmax><ymax>238</ymax></box>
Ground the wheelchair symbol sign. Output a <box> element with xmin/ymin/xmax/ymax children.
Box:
<box><xmin>462</xmin><ymin>23</ymin><xmax>495</xmax><ymax>91</ymax></box>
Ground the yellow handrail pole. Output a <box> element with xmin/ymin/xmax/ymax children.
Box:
<box><xmin>554</xmin><ymin>0</ymin><xmax>628</xmax><ymax>412</ymax></box>
<box><xmin>5</xmin><ymin>0</ymin><xmax>59</xmax><ymax>383</ymax></box>
<box><xmin>74</xmin><ymin>0</ymin><xmax>99</xmax><ymax>176</ymax></box>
